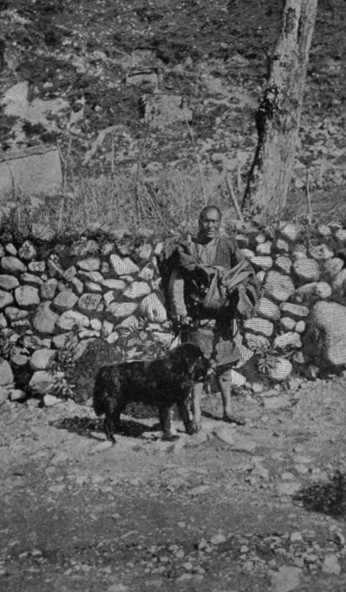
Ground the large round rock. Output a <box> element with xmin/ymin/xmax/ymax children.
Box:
<box><xmin>304</xmin><ymin>301</ymin><xmax>346</xmax><ymax>367</ymax></box>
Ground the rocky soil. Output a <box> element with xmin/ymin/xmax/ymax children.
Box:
<box><xmin>1</xmin><ymin>372</ymin><xmax>346</xmax><ymax>592</ymax></box>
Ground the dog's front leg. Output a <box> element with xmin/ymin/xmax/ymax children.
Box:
<box><xmin>159</xmin><ymin>407</ymin><xmax>179</xmax><ymax>441</ymax></box>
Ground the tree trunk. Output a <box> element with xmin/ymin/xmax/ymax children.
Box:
<box><xmin>242</xmin><ymin>0</ymin><xmax>318</xmax><ymax>216</ymax></box>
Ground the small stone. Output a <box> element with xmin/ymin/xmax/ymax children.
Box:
<box><xmin>110</xmin><ymin>254</ymin><xmax>139</xmax><ymax>276</ymax></box>
<box><xmin>14</xmin><ymin>285</ymin><xmax>40</xmax><ymax>307</ymax></box>
<box><xmin>267</xmin><ymin>358</ymin><xmax>292</xmax><ymax>382</ymax></box>
<box><xmin>245</xmin><ymin>333</ymin><xmax>271</xmax><ymax>351</ymax></box>
<box><xmin>78</xmin><ymin>293</ymin><xmax>103</xmax><ymax>312</ymax></box>
<box><xmin>32</xmin><ymin>302</ymin><xmax>59</xmax><ymax>334</ymax></box>
<box><xmin>1</xmin><ymin>256</ymin><xmax>26</xmax><ymax>274</ymax></box>
<box><xmin>280</xmin><ymin>223</ymin><xmax>299</xmax><ymax>242</ymax></box>
<box><xmin>280</xmin><ymin>303</ymin><xmax>309</xmax><ymax>318</ymax></box>
<box><xmin>77</xmin><ymin>257</ymin><xmax>101</xmax><ymax>271</ymax></box>
<box><xmin>47</xmin><ymin>256</ymin><xmax>63</xmax><ymax>278</ymax></box>
<box><xmin>9</xmin><ymin>389</ymin><xmax>26</xmax><ymax>402</ymax></box>
<box><xmin>322</xmin><ymin>554</ymin><xmax>341</xmax><ymax>574</ymax></box>
<box><xmin>63</xmin><ymin>266</ymin><xmax>77</xmax><ymax>282</ymax></box>
<box><xmin>210</xmin><ymin>533</ymin><xmax>227</xmax><ymax>545</ymax></box>
<box><xmin>295</xmin><ymin>321</ymin><xmax>306</xmax><ymax>334</ymax></box>
<box><xmin>243</xmin><ymin>318</ymin><xmax>274</xmax><ymax>337</ymax></box>
<box><xmin>0</xmin><ymin>386</ymin><xmax>9</xmax><ymax>405</ymax></box>
<box><xmin>0</xmin><ymin>275</ymin><xmax>20</xmax><ymax>290</ymax></box>
<box><xmin>56</xmin><ymin>310</ymin><xmax>89</xmax><ymax>331</ymax></box>
<box><xmin>102</xmin><ymin>279</ymin><xmax>126</xmax><ymax>291</ymax></box>
<box><xmin>309</xmin><ymin>244</ymin><xmax>334</xmax><ymax>260</ymax></box>
<box><xmin>263</xmin><ymin>395</ymin><xmax>291</xmax><ymax>409</ymax></box>
<box><xmin>276</xmin><ymin>238</ymin><xmax>290</xmax><ymax>252</ymax></box>
<box><xmin>138</xmin><ymin>266</ymin><xmax>154</xmax><ymax>281</ymax></box>
<box><xmin>53</xmin><ymin>290</ymin><xmax>78</xmax><ymax>310</ymax></box>
<box><xmin>106</xmin><ymin>332</ymin><xmax>119</xmax><ymax>344</ymax></box>
<box><xmin>214</xmin><ymin>427</ymin><xmax>235</xmax><ymax>445</ymax></box>
<box><xmin>123</xmin><ymin>281</ymin><xmax>151</xmax><ymax>299</ymax></box>
<box><xmin>280</xmin><ymin>317</ymin><xmax>296</xmax><ymax>331</ymax></box>
<box><xmin>5</xmin><ymin>243</ymin><xmax>17</xmax><ymax>256</ymax></box>
<box><xmin>269</xmin><ymin>566</ymin><xmax>302</xmax><ymax>592</ymax></box>
<box><xmin>136</xmin><ymin>243</ymin><xmax>152</xmax><ymax>261</ymax></box>
<box><xmin>264</xmin><ymin>271</ymin><xmax>295</xmax><ymax>302</ymax></box>
<box><xmin>0</xmin><ymin>289</ymin><xmax>14</xmax><ymax>309</ymax></box>
<box><xmin>324</xmin><ymin>257</ymin><xmax>344</xmax><ymax>278</ymax></box>
<box><xmin>20</xmin><ymin>273</ymin><xmax>43</xmax><ymax>286</ymax></box>
<box><xmin>255</xmin><ymin>233</ymin><xmax>267</xmax><ymax>244</ymax></box>
<box><xmin>18</xmin><ymin>240</ymin><xmax>37</xmax><ymax>261</ymax></box>
<box><xmin>317</xmin><ymin>224</ymin><xmax>332</xmax><ymax>237</ymax></box>
<box><xmin>295</xmin><ymin>281</ymin><xmax>332</xmax><ymax>301</ymax></box>
<box><xmin>251</xmin><ymin>382</ymin><xmax>264</xmax><ymax>393</ymax></box>
<box><xmin>30</xmin><ymin>349</ymin><xmax>56</xmax><ymax>371</ymax></box>
<box><xmin>256</xmin><ymin>241</ymin><xmax>272</xmax><ymax>255</ymax></box>
<box><xmin>107</xmin><ymin>302</ymin><xmax>138</xmax><ymax>319</ymax></box>
<box><xmin>277</xmin><ymin>481</ymin><xmax>301</xmax><ymax>496</ymax></box>
<box><xmin>139</xmin><ymin>294</ymin><xmax>167</xmax><ymax>322</ymax></box>
<box><xmin>0</xmin><ymin>359</ymin><xmax>14</xmax><ymax>386</ymax></box>
<box><xmin>335</xmin><ymin>228</ymin><xmax>346</xmax><ymax>243</ymax></box>
<box><xmin>29</xmin><ymin>371</ymin><xmax>59</xmax><ymax>395</ymax></box>
<box><xmin>28</xmin><ymin>261</ymin><xmax>46</xmax><ymax>273</ymax></box>
<box><xmin>275</xmin><ymin>256</ymin><xmax>292</xmax><ymax>274</ymax></box>
<box><xmin>293</xmin><ymin>258</ymin><xmax>320</xmax><ymax>282</ymax></box>
<box><xmin>43</xmin><ymin>394</ymin><xmax>62</xmax><ymax>407</ymax></box>
<box><xmin>40</xmin><ymin>278</ymin><xmax>59</xmax><ymax>300</ymax></box>
<box><xmin>71</xmin><ymin>277</ymin><xmax>84</xmax><ymax>295</ymax></box>
<box><xmin>274</xmin><ymin>332</ymin><xmax>301</xmax><ymax>350</ymax></box>
<box><xmin>256</xmin><ymin>297</ymin><xmax>280</xmax><ymax>320</ymax></box>
<box><xmin>250</xmin><ymin>256</ymin><xmax>273</xmax><ymax>271</ymax></box>
<box><xmin>332</xmin><ymin>269</ymin><xmax>346</xmax><ymax>291</ymax></box>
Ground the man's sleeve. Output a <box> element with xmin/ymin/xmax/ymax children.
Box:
<box><xmin>168</xmin><ymin>267</ymin><xmax>188</xmax><ymax>318</ymax></box>
<box><xmin>176</xmin><ymin>240</ymin><xmax>198</xmax><ymax>273</ymax></box>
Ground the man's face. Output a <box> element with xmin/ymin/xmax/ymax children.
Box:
<box><xmin>199</xmin><ymin>209</ymin><xmax>221</xmax><ymax>241</ymax></box>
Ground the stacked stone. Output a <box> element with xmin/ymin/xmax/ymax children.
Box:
<box><xmin>0</xmin><ymin>235</ymin><xmax>172</xmax><ymax>401</ymax></box>
<box><xmin>238</xmin><ymin>222</ymin><xmax>346</xmax><ymax>368</ymax></box>
<box><xmin>0</xmin><ymin>221</ymin><xmax>346</xmax><ymax>404</ymax></box>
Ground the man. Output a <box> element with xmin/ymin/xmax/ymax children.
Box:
<box><xmin>169</xmin><ymin>205</ymin><xmax>257</xmax><ymax>431</ymax></box>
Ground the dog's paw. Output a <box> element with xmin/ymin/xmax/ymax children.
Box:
<box><xmin>161</xmin><ymin>434</ymin><xmax>180</xmax><ymax>442</ymax></box>
<box><xmin>186</xmin><ymin>421</ymin><xmax>201</xmax><ymax>435</ymax></box>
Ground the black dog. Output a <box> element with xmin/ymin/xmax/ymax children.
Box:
<box><xmin>93</xmin><ymin>343</ymin><xmax>209</xmax><ymax>443</ymax></box>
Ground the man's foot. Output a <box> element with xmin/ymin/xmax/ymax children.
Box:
<box><xmin>185</xmin><ymin>420</ymin><xmax>201</xmax><ymax>435</ymax></box>
<box><xmin>222</xmin><ymin>413</ymin><xmax>247</xmax><ymax>426</ymax></box>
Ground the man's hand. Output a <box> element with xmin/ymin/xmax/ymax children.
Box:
<box><xmin>179</xmin><ymin>315</ymin><xmax>193</xmax><ymax>326</ymax></box>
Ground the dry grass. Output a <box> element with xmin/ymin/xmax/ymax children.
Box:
<box><xmin>0</xmin><ymin>167</ymin><xmax>229</xmax><ymax>240</ymax></box>
<box><xmin>1</xmin><ymin>168</ymin><xmax>345</xmax><ymax>241</ymax></box>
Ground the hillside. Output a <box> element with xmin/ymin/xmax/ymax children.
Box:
<box><xmin>0</xmin><ymin>0</ymin><xmax>345</xmax><ymax>218</ymax></box>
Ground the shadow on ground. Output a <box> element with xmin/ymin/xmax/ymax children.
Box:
<box><xmin>50</xmin><ymin>416</ymin><xmax>161</xmax><ymax>441</ymax></box>
<box><xmin>293</xmin><ymin>470</ymin><xmax>346</xmax><ymax>518</ymax></box>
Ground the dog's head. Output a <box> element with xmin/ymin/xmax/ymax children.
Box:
<box><xmin>177</xmin><ymin>342</ymin><xmax>212</xmax><ymax>382</ymax></box>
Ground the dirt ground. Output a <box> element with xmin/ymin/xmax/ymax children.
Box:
<box><xmin>1</xmin><ymin>375</ymin><xmax>346</xmax><ymax>592</ymax></box>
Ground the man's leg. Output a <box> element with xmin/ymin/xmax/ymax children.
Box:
<box><xmin>218</xmin><ymin>370</ymin><xmax>246</xmax><ymax>426</ymax></box>
<box><xmin>191</xmin><ymin>381</ymin><xmax>204</xmax><ymax>432</ymax></box>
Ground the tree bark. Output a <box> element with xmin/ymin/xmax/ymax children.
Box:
<box><xmin>242</xmin><ymin>0</ymin><xmax>318</xmax><ymax>216</ymax></box>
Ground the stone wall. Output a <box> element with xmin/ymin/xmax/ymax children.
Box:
<box><xmin>0</xmin><ymin>221</ymin><xmax>346</xmax><ymax>406</ymax></box>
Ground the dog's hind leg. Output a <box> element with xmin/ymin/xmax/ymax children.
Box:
<box><xmin>159</xmin><ymin>407</ymin><xmax>179</xmax><ymax>442</ymax></box>
<box><xmin>104</xmin><ymin>416</ymin><xmax>116</xmax><ymax>444</ymax></box>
